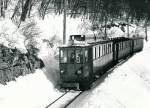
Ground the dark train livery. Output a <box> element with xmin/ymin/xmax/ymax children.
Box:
<box><xmin>59</xmin><ymin>35</ymin><xmax>144</xmax><ymax>90</ymax></box>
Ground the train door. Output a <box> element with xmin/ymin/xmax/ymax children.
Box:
<box><xmin>113</xmin><ymin>42</ymin><xmax>119</xmax><ymax>63</ymax></box>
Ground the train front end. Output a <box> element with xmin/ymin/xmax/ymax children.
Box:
<box><xmin>59</xmin><ymin>46</ymin><xmax>93</xmax><ymax>90</ymax></box>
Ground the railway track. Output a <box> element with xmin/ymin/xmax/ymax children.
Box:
<box><xmin>63</xmin><ymin>91</ymin><xmax>83</xmax><ymax>108</ymax></box>
<box><xmin>45</xmin><ymin>90</ymin><xmax>70</xmax><ymax>108</ymax></box>
<box><xmin>45</xmin><ymin>90</ymin><xmax>83</xmax><ymax>108</ymax></box>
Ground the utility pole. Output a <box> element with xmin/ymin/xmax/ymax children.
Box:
<box><xmin>63</xmin><ymin>0</ymin><xmax>66</xmax><ymax>44</ymax></box>
<box><xmin>104</xmin><ymin>15</ymin><xmax>107</xmax><ymax>39</ymax></box>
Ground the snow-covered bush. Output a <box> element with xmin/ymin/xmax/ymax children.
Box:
<box><xmin>0</xmin><ymin>44</ymin><xmax>44</xmax><ymax>85</ymax></box>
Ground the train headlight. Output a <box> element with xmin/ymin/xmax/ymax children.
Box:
<box><xmin>60</xmin><ymin>70</ymin><xmax>64</xmax><ymax>74</ymax></box>
<box><xmin>77</xmin><ymin>70</ymin><xmax>82</xmax><ymax>75</ymax></box>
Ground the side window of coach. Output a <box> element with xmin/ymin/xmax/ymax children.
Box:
<box><xmin>60</xmin><ymin>50</ymin><xmax>67</xmax><ymax>63</ymax></box>
<box><xmin>93</xmin><ymin>47</ymin><xmax>96</xmax><ymax>59</ymax></box>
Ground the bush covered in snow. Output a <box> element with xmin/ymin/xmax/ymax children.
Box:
<box><xmin>0</xmin><ymin>44</ymin><xmax>44</xmax><ymax>85</ymax></box>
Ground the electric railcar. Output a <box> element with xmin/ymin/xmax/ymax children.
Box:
<box><xmin>59</xmin><ymin>35</ymin><xmax>144</xmax><ymax>90</ymax></box>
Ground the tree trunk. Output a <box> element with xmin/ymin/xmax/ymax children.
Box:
<box><xmin>63</xmin><ymin>0</ymin><xmax>66</xmax><ymax>44</ymax></box>
<box><xmin>104</xmin><ymin>15</ymin><xmax>107</xmax><ymax>39</ymax></box>
<box><xmin>0</xmin><ymin>0</ymin><xmax>4</xmax><ymax>17</ymax></box>
<box><xmin>20</xmin><ymin>0</ymin><xmax>32</xmax><ymax>21</ymax></box>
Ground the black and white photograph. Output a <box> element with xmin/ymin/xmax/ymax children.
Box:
<box><xmin>0</xmin><ymin>0</ymin><xmax>150</xmax><ymax>108</ymax></box>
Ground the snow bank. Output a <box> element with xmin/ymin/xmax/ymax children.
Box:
<box><xmin>0</xmin><ymin>69</ymin><xmax>62</xmax><ymax>108</ymax></box>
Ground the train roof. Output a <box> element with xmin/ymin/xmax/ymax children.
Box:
<box><xmin>59</xmin><ymin>39</ymin><xmax>113</xmax><ymax>48</ymax></box>
<box><xmin>59</xmin><ymin>36</ymin><xmax>144</xmax><ymax>48</ymax></box>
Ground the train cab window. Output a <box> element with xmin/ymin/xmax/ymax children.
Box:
<box><xmin>60</xmin><ymin>50</ymin><xmax>67</xmax><ymax>63</ymax></box>
<box><xmin>68</xmin><ymin>50</ymin><xmax>75</xmax><ymax>63</ymax></box>
<box><xmin>76</xmin><ymin>50</ymin><xmax>83</xmax><ymax>63</ymax></box>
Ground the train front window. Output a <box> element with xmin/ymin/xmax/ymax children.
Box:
<box><xmin>76</xmin><ymin>50</ymin><xmax>83</xmax><ymax>63</ymax></box>
<box><xmin>60</xmin><ymin>50</ymin><xmax>67</xmax><ymax>63</ymax></box>
<box><xmin>68</xmin><ymin>50</ymin><xmax>75</xmax><ymax>63</ymax></box>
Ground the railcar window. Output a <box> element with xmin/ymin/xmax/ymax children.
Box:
<box><xmin>60</xmin><ymin>50</ymin><xmax>67</xmax><ymax>63</ymax></box>
<box><xmin>107</xmin><ymin>44</ymin><xmax>109</xmax><ymax>54</ymax></box>
<box><xmin>103</xmin><ymin>45</ymin><xmax>105</xmax><ymax>55</ymax></box>
<box><xmin>106</xmin><ymin>44</ymin><xmax>108</xmax><ymax>54</ymax></box>
<box><xmin>76</xmin><ymin>50</ymin><xmax>83</xmax><ymax>63</ymax></box>
<box><xmin>68</xmin><ymin>50</ymin><xmax>75</xmax><ymax>63</ymax></box>
<box><xmin>93</xmin><ymin>47</ymin><xmax>95</xmax><ymax>59</ymax></box>
<box><xmin>127</xmin><ymin>41</ymin><xmax>129</xmax><ymax>47</ymax></box>
<box><xmin>108</xmin><ymin>44</ymin><xmax>110</xmax><ymax>53</ymax></box>
<box><xmin>110</xmin><ymin>44</ymin><xmax>112</xmax><ymax>52</ymax></box>
<box><xmin>97</xmin><ymin>46</ymin><xmax>99</xmax><ymax>58</ymax></box>
<box><xmin>120</xmin><ymin>42</ymin><xmax>122</xmax><ymax>50</ymax></box>
<box><xmin>99</xmin><ymin>46</ymin><xmax>101</xmax><ymax>57</ymax></box>
<box><xmin>106</xmin><ymin>44</ymin><xmax>107</xmax><ymax>54</ymax></box>
<box><xmin>109</xmin><ymin>44</ymin><xmax>111</xmax><ymax>53</ymax></box>
<box><xmin>85</xmin><ymin>50</ymin><xmax>88</xmax><ymax>62</ymax></box>
<box><xmin>118</xmin><ymin>43</ymin><xmax>120</xmax><ymax>50</ymax></box>
<box><xmin>121</xmin><ymin>42</ymin><xmax>122</xmax><ymax>50</ymax></box>
<box><xmin>101</xmin><ymin>46</ymin><xmax>102</xmax><ymax>56</ymax></box>
<box><xmin>101</xmin><ymin>45</ymin><xmax>103</xmax><ymax>56</ymax></box>
<box><xmin>95</xmin><ymin>47</ymin><xmax>96</xmax><ymax>58</ymax></box>
<box><xmin>105</xmin><ymin>44</ymin><xmax>107</xmax><ymax>55</ymax></box>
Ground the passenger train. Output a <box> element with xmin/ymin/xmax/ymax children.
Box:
<box><xmin>59</xmin><ymin>35</ymin><xmax>144</xmax><ymax>90</ymax></box>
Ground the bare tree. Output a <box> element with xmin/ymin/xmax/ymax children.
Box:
<box><xmin>19</xmin><ymin>21</ymin><xmax>40</xmax><ymax>49</ymax></box>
